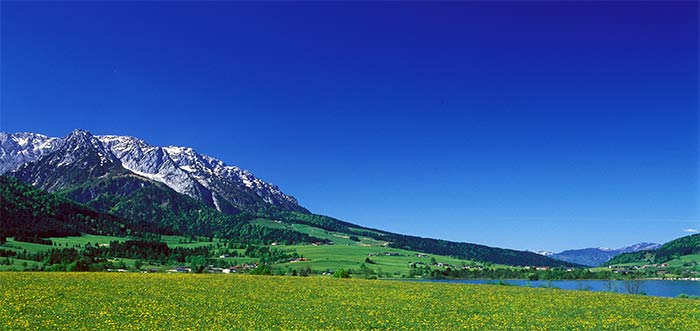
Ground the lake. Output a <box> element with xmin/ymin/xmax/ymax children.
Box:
<box><xmin>413</xmin><ymin>279</ymin><xmax>700</xmax><ymax>298</ymax></box>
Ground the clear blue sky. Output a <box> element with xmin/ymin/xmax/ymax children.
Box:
<box><xmin>1</xmin><ymin>2</ymin><xmax>698</xmax><ymax>252</ymax></box>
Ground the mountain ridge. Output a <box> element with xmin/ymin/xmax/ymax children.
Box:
<box><xmin>1</xmin><ymin>129</ymin><xmax>306</xmax><ymax>214</ymax></box>
<box><xmin>0</xmin><ymin>132</ymin><xmax>62</xmax><ymax>174</ymax></box>
<box><xmin>536</xmin><ymin>242</ymin><xmax>661</xmax><ymax>267</ymax></box>
<box><xmin>0</xmin><ymin>129</ymin><xmax>579</xmax><ymax>267</ymax></box>
<box><xmin>604</xmin><ymin>234</ymin><xmax>700</xmax><ymax>266</ymax></box>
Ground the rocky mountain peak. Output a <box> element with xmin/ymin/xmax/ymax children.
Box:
<box><xmin>0</xmin><ymin>132</ymin><xmax>62</xmax><ymax>174</ymax></box>
<box><xmin>1</xmin><ymin>129</ymin><xmax>307</xmax><ymax>214</ymax></box>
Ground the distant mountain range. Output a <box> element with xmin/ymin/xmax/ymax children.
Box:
<box><xmin>0</xmin><ymin>129</ymin><xmax>580</xmax><ymax>267</ymax></box>
<box><xmin>533</xmin><ymin>243</ymin><xmax>661</xmax><ymax>267</ymax></box>
<box><xmin>604</xmin><ymin>235</ymin><xmax>700</xmax><ymax>266</ymax></box>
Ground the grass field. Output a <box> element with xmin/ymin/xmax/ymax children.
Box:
<box><xmin>0</xmin><ymin>258</ymin><xmax>43</xmax><ymax>272</ymax></box>
<box><xmin>1</xmin><ymin>231</ymin><xmax>485</xmax><ymax>275</ymax></box>
<box><xmin>590</xmin><ymin>253</ymin><xmax>700</xmax><ymax>279</ymax></box>
<box><xmin>1</xmin><ymin>273</ymin><xmax>698</xmax><ymax>331</ymax></box>
<box><xmin>0</xmin><ymin>235</ymin><xmax>128</xmax><ymax>254</ymax></box>
<box><xmin>277</xmin><ymin>244</ymin><xmax>479</xmax><ymax>275</ymax></box>
<box><xmin>253</xmin><ymin>218</ymin><xmax>487</xmax><ymax>275</ymax></box>
<box><xmin>250</xmin><ymin>218</ymin><xmax>387</xmax><ymax>246</ymax></box>
<box><xmin>667</xmin><ymin>253</ymin><xmax>700</xmax><ymax>267</ymax></box>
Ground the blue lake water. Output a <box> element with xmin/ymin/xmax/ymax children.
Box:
<box><xmin>413</xmin><ymin>279</ymin><xmax>699</xmax><ymax>298</ymax></box>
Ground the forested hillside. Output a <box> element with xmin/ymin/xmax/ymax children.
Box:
<box><xmin>604</xmin><ymin>234</ymin><xmax>700</xmax><ymax>266</ymax></box>
<box><xmin>0</xmin><ymin>175</ymin><xmax>324</xmax><ymax>246</ymax></box>
<box><xmin>270</xmin><ymin>211</ymin><xmax>580</xmax><ymax>267</ymax></box>
<box><xmin>0</xmin><ymin>176</ymin><xmax>128</xmax><ymax>241</ymax></box>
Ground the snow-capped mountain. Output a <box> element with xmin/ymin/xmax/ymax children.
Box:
<box><xmin>538</xmin><ymin>242</ymin><xmax>662</xmax><ymax>267</ymax></box>
<box><xmin>10</xmin><ymin>130</ymin><xmax>127</xmax><ymax>192</ymax></box>
<box><xmin>97</xmin><ymin>134</ymin><xmax>214</xmax><ymax>208</ymax></box>
<box><xmin>0</xmin><ymin>132</ymin><xmax>61</xmax><ymax>174</ymax></box>
<box><xmin>98</xmin><ymin>133</ymin><xmax>303</xmax><ymax>213</ymax></box>
<box><xmin>1</xmin><ymin>129</ymin><xmax>307</xmax><ymax>213</ymax></box>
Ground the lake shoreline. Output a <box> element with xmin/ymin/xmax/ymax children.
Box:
<box><xmin>390</xmin><ymin>278</ymin><xmax>700</xmax><ymax>298</ymax></box>
<box><xmin>382</xmin><ymin>277</ymin><xmax>700</xmax><ymax>281</ymax></box>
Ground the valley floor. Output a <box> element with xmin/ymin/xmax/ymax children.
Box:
<box><xmin>1</xmin><ymin>273</ymin><xmax>699</xmax><ymax>330</ymax></box>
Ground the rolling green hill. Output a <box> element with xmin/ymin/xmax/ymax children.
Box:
<box><xmin>264</xmin><ymin>211</ymin><xmax>579</xmax><ymax>267</ymax></box>
<box><xmin>2</xmin><ymin>174</ymin><xmax>577</xmax><ymax>267</ymax></box>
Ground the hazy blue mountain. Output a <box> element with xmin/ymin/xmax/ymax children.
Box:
<box><xmin>604</xmin><ymin>235</ymin><xmax>700</xmax><ymax>266</ymax></box>
<box><xmin>545</xmin><ymin>243</ymin><xmax>661</xmax><ymax>266</ymax></box>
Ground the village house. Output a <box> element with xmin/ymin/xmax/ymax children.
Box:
<box><xmin>166</xmin><ymin>266</ymin><xmax>192</xmax><ymax>273</ymax></box>
<box><xmin>290</xmin><ymin>257</ymin><xmax>308</xmax><ymax>263</ymax></box>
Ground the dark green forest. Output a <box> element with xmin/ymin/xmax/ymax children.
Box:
<box><xmin>0</xmin><ymin>176</ymin><xmax>128</xmax><ymax>241</ymax></box>
<box><xmin>1</xmin><ymin>176</ymin><xmax>325</xmax><ymax>246</ymax></box>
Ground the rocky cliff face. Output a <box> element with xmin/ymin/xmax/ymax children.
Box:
<box><xmin>1</xmin><ymin>129</ymin><xmax>307</xmax><ymax>214</ymax></box>
<box><xmin>11</xmin><ymin>130</ymin><xmax>128</xmax><ymax>192</ymax></box>
<box><xmin>0</xmin><ymin>132</ymin><xmax>61</xmax><ymax>174</ymax></box>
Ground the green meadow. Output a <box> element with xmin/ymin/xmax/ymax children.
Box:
<box><xmin>1</xmin><ymin>273</ymin><xmax>698</xmax><ymax>331</ymax></box>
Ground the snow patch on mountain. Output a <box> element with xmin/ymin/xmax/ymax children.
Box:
<box><xmin>212</xmin><ymin>193</ymin><xmax>221</xmax><ymax>212</ymax></box>
<box><xmin>0</xmin><ymin>132</ymin><xmax>62</xmax><ymax>174</ymax></box>
<box><xmin>98</xmin><ymin>135</ymin><xmax>205</xmax><ymax>198</ymax></box>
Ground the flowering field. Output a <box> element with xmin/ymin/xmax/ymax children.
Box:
<box><xmin>1</xmin><ymin>273</ymin><xmax>699</xmax><ymax>330</ymax></box>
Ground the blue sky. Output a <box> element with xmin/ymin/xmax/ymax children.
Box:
<box><xmin>1</xmin><ymin>2</ymin><xmax>698</xmax><ymax>251</ymax></box>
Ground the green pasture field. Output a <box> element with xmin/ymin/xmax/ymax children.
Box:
<box><xmin>277</xmin><ymin>243</ymin><xmax>481</xmax><ymax>275</ymax></box>
<box><xmin>603</xmin><ymin>254</ymin><xmax>700</xmax><ymax>269</ymax></box>
<box><xmin>0</xmin><ymin>258</ymin><xmax>42</xmax><ymax>271</ymax></box>
<box><xmin>0</xmin><ymin>235</ymin><xmax>128</xmax><ymax>254</ymax></box>
<box><xmin>665</xmin><ymin>253</ymin><xmax>700</xmax><ymax>267</ymax></box>
<box><xmin>0</xmin><ymin>235</ymin><xmax>219</xmax><ymax>253</ymax></box>
<box><xmin>50</xmin><ymin>235</ymin><xmax>129</xmax><ymax>247</ymax></box>
<box><xmin>250</xmin><ymin>218</ymin><xmax>387</xmax><ymax>246</ymax></box>
<box><xmin>0</xmin><ymin>231</ymin><xmax>493</xmax><ymax>275</ymax></box>
<box><xmin>160</xmin><ymin>235</ymin><xmax>223</xmax><ymax>248</ymax></box>
<box><xmin>1</xmin><ymin>273</ymin><xmax>698</xmax><ymax>331</ymax></box>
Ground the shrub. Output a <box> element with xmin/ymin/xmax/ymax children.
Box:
<box><xmin>333</xmin><ymin>268</ymin><xmax>350</xmax><ymax>278</ymax></box>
